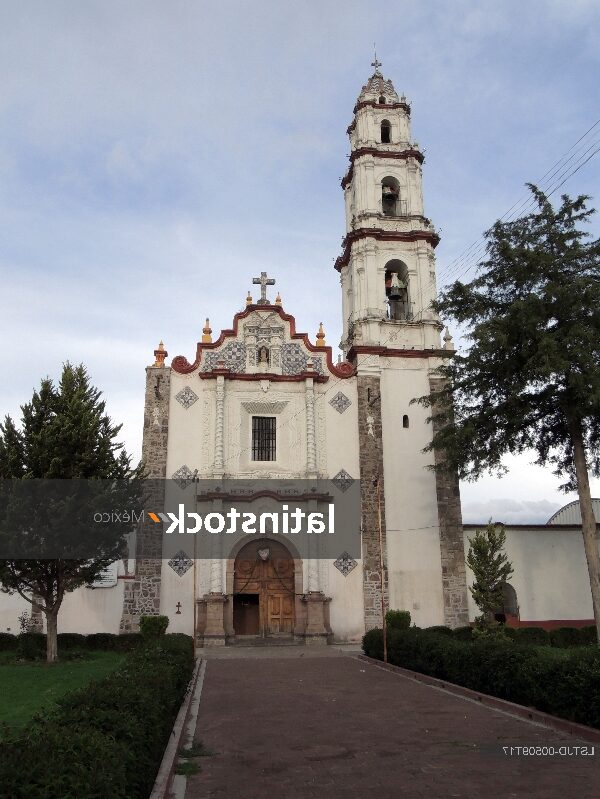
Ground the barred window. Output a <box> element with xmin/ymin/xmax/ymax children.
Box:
<box><xmin>252</xmin><ymin>416</ymin><xmax>276</xmax><ymax>461</ymax></box>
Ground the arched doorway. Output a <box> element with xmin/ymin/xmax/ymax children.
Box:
<box><xmin>232</xmin><ymin>539</ymin><xmax>296</xmax><ymax>638</ymax></box>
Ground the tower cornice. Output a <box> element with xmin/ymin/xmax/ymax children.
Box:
<box><xmin>334</xmin><ymin>227</ymin><xmax>440</xmax><ymax>271</ymax></box>
<box><xmin>341</xmin><ymin>147</ymin><xmax>424</xmax><ymax>189</ymax></box>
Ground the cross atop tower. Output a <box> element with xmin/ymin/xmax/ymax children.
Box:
<box><xmin>371</xmin><ymin>45</ymin><xmax>382</xmax><ymax>74</ymax></box>
<box><xmin>252</xmin><ymin>271</ymin><xmax>275</xmax><ymax>305</ymax></box>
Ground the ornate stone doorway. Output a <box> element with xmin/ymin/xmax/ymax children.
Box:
<box><xmin>232</xmin><ymin>539</ymin><xmax>296</xmax><ymax>638</ymax></box>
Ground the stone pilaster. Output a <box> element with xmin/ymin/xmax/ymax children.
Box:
<box><xmin>357</xmin><ymin>373</ymin><xmax>388</xmax><ymax>630</ymax></box>
<box><xmin>302</xmin><ymin>592</ymin><xmax>331</xmax><ymax>645</ymax></box>
<box><xmin>429</xmin><ymin>376</ymin><xmax>469</xmax><ymax>628</ymax></box>
<box><xmin>120</xmin><ymin>365</ymin><xmax>170</xmax><ymax>632</ymax></box>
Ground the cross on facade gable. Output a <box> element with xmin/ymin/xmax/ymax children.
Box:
<box><xmin>252</xmin><ymin>271</ymin><xmax>275</xmax><ymax>305</ymax></box>
<box><xmin>175</xmin><ymin>602</ymin><xmax>182</xmax><ymax>614</ymax></box>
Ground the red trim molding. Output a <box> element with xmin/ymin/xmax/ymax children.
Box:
<box><xmin>348</xmin><ymin>344</ymin><xmax>451</xmax><ymax>362</ymax></box>
<box><xmin>171</xmin><ymin>304</ymin><xmax>356</xmax><ymax>379</ymax></box>
<box><xmin>335</xmin><ymin>228</ymin><xmax>440</xmax><ymax>271</ymax></box>
<box><xmin>509</xmin><ymin>618</ymin><xmax>595</xmax><ymax>631</ymax></box>
<box><xmin>199</xmin><ymin>369</ymin><xmax>329</xmax><ymax>383</ymax></box>
<box><xmin>342</xmin><ymin>147</ymin><xmax>424</xmax><ymax>189</ymax></box>
<box><xmin>352</xmin><ymin>100</ymin><xmax>411</xmax><ymax>116</ymax></box>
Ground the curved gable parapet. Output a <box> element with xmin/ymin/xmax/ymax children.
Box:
<box><xmin>170</xmin><ymin>305</ymin><xmax>355</xmax><ymax>380</ymax></box>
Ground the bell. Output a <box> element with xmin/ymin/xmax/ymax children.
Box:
<box><xmin>382</xmin><ymin>185</ymin><xmax>397</xmax><ymax>197</ymax></box>
<box><xmin>389</xmin><ymin>283</ymin><xmax>402</xmax><ymax>299</ymax></box>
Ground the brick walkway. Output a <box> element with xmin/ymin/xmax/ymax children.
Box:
<box><xmin>185</xmin><ymin>649</ymin><xmax>599</xmax><ymax>799</ymax></box>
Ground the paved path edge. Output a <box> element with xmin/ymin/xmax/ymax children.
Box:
<box><xmin>150</xmin><ymin>657</ymin><xmax>204</xmax><ymax>799</ymax></box>
<box><xmin>356</xmin><ymin>654</ymin><xmax>600</xmax><ymax>743</ymax></box>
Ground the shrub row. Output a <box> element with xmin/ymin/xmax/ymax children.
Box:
<box><xmin>0</xmin><ymin>631</ymin><xmax>147</xmax><ymax>654</ymax></box>
<box><xmin>363</xmin><ymin>627</ymin><xmax>600</xmax><ymax>729</ymax></box>
<box><xmin>422</xmin><ymin>624</ymin><xmax>598</xmax><ymax>647</ymax></box>
<box><xmin>0</xmin><ymin>634</ymin><xmax>195</xmax><ymax>798</ymax></box>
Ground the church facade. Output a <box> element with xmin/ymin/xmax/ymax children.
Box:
<box><xmin>116</xmin><ymin>63</ymin><xmax>470</xmax><ymax>644</ymax></box>
<box><xmin>3</xmin><ymin>66</ymin><xmax>595</xmax><ymax>642</ymax></box>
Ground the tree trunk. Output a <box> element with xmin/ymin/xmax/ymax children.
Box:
<box><xmin>45</xmin><ymin>609</ymin><xmax>59</xmax><ymax>663</ymax></box>
<box><xmin>570</xmin><ymin>418</ymin><xmax>600</xmax><ymax>644</ymax></box>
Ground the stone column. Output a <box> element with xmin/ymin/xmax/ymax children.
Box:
<box><xmin>214</xmin><ymin>374</ymin><xmax>225</xmax><ymax>477</ymax></box>
<box><xmin>305</xmin><ymin>374</ymin><xmax>317</xmax><ymax>478</ymax></box>
<box><xmin>120</xmin><ymin>361</ymin><xmax>170</xmax><ymax>632</ymax></box>
<box><xmin>429</xmin><ymin>375</ymin><xmax>469</xmax><ymax>628</ymax></box>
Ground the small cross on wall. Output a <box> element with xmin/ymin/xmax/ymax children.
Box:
<box><xmin>252</xmin><ymin>271</ymin><xmax>275</xmax><ymax>305</ymax></box>
<box><xmin>175</xmin><ymin>602</ymin><xmax>182</xmax><ymax>615</ymax></box>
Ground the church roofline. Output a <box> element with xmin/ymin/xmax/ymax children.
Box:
<box><xmin>171</xmin><ymin>304</ymin><xmax>355</xmax><ymax>379</ymax></box>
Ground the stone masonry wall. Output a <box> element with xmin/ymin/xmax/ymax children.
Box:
<box><xmin>429</xmin><ymin>376</ymin><xmax>469</xmax><ymax>628</ymax></box>
<box><xmin>120</xmin><ymin>366</ymin><xmax>170</xmax><ymax>632</ymax></box>
<box><xmin>357</xmin><ymin>374</ymin><xmax>388</xmax><ymax>630</ymax></box>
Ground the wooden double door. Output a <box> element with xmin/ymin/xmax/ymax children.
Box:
<box><xmin>233</xmin><ymin>540</ymin><xmax>295</xmax><ymax>637</ymax></box>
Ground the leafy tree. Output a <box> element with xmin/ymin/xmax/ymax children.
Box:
<box><xmin>0</xmin><ymin>364</ymin><xmax>142</xmax><ymax>662</ymax></box>
<box><xmin>418</xmin><ymin>186</ymin><xmax>600</xmax><ymax>642</ymax></box>
<box><xmin>466</xmin><ymin>522</ymin><xmax>513</xmax><ymax>627</ymax></box>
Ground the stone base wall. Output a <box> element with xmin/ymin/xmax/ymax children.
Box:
<box><xmin>357</xmin><ymin>374</ymin><xmax>388</xmax><ymax>631</ymax></box>
<box><xmin>119</xmin><ymin>366</ymin><xmax>170</xmax><ymax>633</ymax></box>
<box><xmin>429</xmin><ymin>376</ymin><xmax>469</xmax><ymax>628</ymax></box>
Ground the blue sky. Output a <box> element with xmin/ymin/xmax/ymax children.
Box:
<box><xmin>2</xmin><ymin>1</ymin><xmax>600</xmax><ymax>522</ymax></box>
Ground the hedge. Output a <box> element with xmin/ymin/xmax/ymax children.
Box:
<box><xmin>0</xmin><ymin>631</ymin><xmax>146</xmax><ymax>657</ymax></box>
<box><xmin>362</xmin><ymin>627</ymin><xmax>600</xmax><ymax>729</ymax></box>
<box><xmin>0</xmin><ymin>634</ymin><xmax>195</xmax><ymax>798</ymax></box>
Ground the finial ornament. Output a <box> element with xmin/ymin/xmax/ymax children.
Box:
<box><xmin>371</xmin><ymin>44</ymin><xmax>382</xmax><ymax>74</ymax></box>
<box><xmin>275</xmin><ymin>291</ymin><xmax>282</xmax><ymax>306</ymax></box>
<box><xmin>252</xmin><ymin>271</ymin><xmax>276</xmax><ymax>305</ymax></box>
<box><xmin>443</xmin><ymin>327</ymin><xmax>455</xmax><ymax>351</ymax></box>
<box><xmin>202</xmin><ymin>318</ymin><xmax>212</xmax><ymax>344</ymax></box>
<box><xmin>316</xmin><ymin>322</ymin><xmax>326</xmax><ymax>347</ymax></box>
<box><xmin>246</xmin><ymin>291</ymin><xmax>253</xmax><ymax>306</ymax></box>
<box><xmin>153</xmin><ymin>340</ymin><xmax>167</xmax><ymax>367</ymax></box>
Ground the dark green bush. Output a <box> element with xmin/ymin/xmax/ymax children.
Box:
<box><xmin>140</xmin><ymin>615</ymin><xmax>169</xmax><ymax>638</ymax></box>
<box><xmin>113</xmin><ymin>632</ymin><xmax>143</xmax><ymax>651</ymax></box>
<box><xmin>503</xmin><ymin>626</ymin><xmax>517</xmax><ymax>640</ymax></box>
<box><xmin>17</xmin><ymin>632</ymin><xmax>46</xmax><ymax>660</ymax></box>
<box><xmin>57</xmin><ymin>632</ymin><xmax>87</xmax><ymax>650</ymax></box>
<box><xmin>0</xmin><ymin>634</ymin><xmax>195</xmax><ymax>798</ymax></box>
<box><xmin>425</xmin><ymin>625</ymin><xmax>453</xmax><ymax>636</ymax></box>
<box><xmin>513</xmin><ymin>626</ymin><xmax>550</xmax><ymax>645</ymax></box>
<box><xmin>85</xmin><ymin>632</ymin><xmax>119</xmax><ymax>650</ymax></box>
<box><xmin>550</xmin><ymin>627</ymin><xmax>584</xmax><ymax>648</ymax></box>
<box><xmin>452</xmin><ymin>625</ymin><xmax>473</xmax><ymax>641</ymax></box>
<box><xmin>579</xmin><ymin>625</ymin><xmax>598</xmax><ymax>645</ymax></box>
<box><xmin>385</xmin><ymin>609</ymin><xmax>411</xmax><ymax>631</ymax></box>
<box><xmin>361</xmin><ymin>627</ymin><xmax>600</xmax><ymax>729</ymax></box>
<box><xmin>0</xmin><ymin>632</ymin><xmax>18</xmax><ymax>650</ymax></box>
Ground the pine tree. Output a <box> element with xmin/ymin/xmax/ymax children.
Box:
<box><xmin>0</xmin><ymin>364</ymin><xmax>142</xmax><ymax>662</ymax></box>
<box><xmin>466</xmin><ymin>522</ymin><xmax>513</xmax><ymax>626</ymax></box>
<box><xmin>418</xmin><ymin>185</ymin><xmax>600</xmax><ymax>642</ymax></box>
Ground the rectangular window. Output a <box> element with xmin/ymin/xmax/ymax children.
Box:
<box><xmin>252</xmin><ymin>416</ymin><xmax>276</xmax><ymax>461</ymax></box>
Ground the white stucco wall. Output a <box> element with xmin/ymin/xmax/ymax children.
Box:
<box><xmin>463</xmin><ymin>525</ymin><xmax>597</xmax><ymax>623</ymax></box>
<box><xmin>380</xmin><ymin>358</ymin><xmax>445</xmax><ymax>627</ymax></box>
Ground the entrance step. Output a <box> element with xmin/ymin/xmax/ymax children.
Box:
<box><xmin>229</xmin><ymin>637</ymin><xmax>302</xmax><ymax>647</ymax></box>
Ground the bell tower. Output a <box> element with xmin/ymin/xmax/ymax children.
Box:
<box><xmin>336</xmin><ymin>61</ymin><xmax>469</xmax><ymax>631</ymax></box>
<box><xmin>336</xmin><ymin>59</ymin><xmax>442</xmax><ymax>352</ymax></box>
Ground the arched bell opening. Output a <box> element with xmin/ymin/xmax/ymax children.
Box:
<box><xmin>384</xmin><ymin>259</ymin><xmax>410</xmax><ymax>321</ymax></box>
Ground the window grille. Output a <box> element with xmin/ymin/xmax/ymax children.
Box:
<box><xmin>252</xmin><ymin>416</ymin><xmax>276</xmax><ymax>461</ymax></box>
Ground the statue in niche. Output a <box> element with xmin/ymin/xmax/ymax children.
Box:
<box><xmin>258</xmin><ymin>346</ymin><xmax>270</xmax><ymax>367</ymax></box>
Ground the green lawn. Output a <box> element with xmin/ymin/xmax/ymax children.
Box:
<box><xmin>0</xmin><ymin>651</ymin><xmax>125</xmax><ymax>731</ymax></box>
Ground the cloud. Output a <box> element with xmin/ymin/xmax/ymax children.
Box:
<box><xmin>462</xmin><ymin>498</ymin><xmax>561</xmax><ymax>525</ymax></box>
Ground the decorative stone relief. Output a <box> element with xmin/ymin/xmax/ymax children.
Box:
<box><xmin>241</xmin><ymin>401</ymin><xmax>287</xmax><ymax>414</ymax></box>
<box><xmin>202</xmin><ymin>342</ymin><xmax>247</xmax><ymax>373</ymax></box>
<box><xmin>329</xmin><ymin>391</ymin><xmax>351</xmax><ymax>414</ymax></box>
<box><xmin>333</xmin><ymin>552</ymin><xmax>358</xmax><ymax>576</ymax></box>
<box><xmin>281</xmin><ymin>344</ymin><xmax>324</xmax><ymax>376</ymax></box>
<box><xmin>168</xmin><ymin>550</ymin><xmax>193</xmax><ymax>577</ymax></box>
<box><xmin>175</xmin><ymin>386</ymin><xmax>199</xmax><ymax>409</ymax></box>
<box><xmin>172</xmin><ymin>464</ymin><xmax>195</xmax><ymax>489</ymax></box>
<box><xmin>332</xmin><ymin>468</ymin><xmax>354</xmax><ymax>493</ymax></box>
